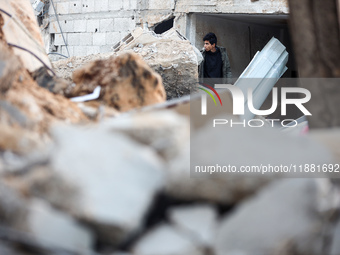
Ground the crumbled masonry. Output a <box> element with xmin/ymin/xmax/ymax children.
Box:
<box><xmin>0</xmin><ymin>1</ymin><xmax>340</xmax><ymax>255</ymax></box>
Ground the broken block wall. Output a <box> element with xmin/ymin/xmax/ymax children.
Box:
<box><xmin>40</xmin><ymin>0</ymin><xmax>288</xmax><ymax>59</ymax></box>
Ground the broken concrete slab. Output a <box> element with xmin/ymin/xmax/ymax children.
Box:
<box><xmin>102</xmin><ymin>110</ymin><xmax>189</xmax><ymax>161</ymax></box>
<box><xmin>114</xmin><ymin>28</ymin><xmax>201</xmax><ymax>100</ymax></box>
<box><xmin>214</xmin><ymin>179</ymin><xmax>339</xmax><ymax>255</ymax></box>
<box><xmin>309</xmin><ymin>128</ymin><xmax>340</xmax><ymax>163</ymax></box>
<box><xmin>72</xmin><ymin>52</ymin><xmax>166</xmax><ymax>112</ymax></box>
<box><xmin>49</xmin><ymin>124</ymin><xmax>165</xmax><ymax>245</ymax></box>
<box><xmin>330</xmin><ymin>219</ymin><xmax>340</xmax><ymax>255</ymax></box>
<box><xmin>27</xmin><ymin>199</ymin><xmax>94</xmax><ymax>253</ymax></box>
<box><xmin>0</xmin><ymin>182</ymin><xmax>28</xmax><ymax>229</ymax></box>
<box><xmin>133</xmin><ymin>224</ymin><xmax>203</xmax><ymax>255</ymax></box>
<box><xmin>168</xmin><ymin>204</ymin><xmax>218</xmax><ymax>248</ymax></box>
<box><xmin>166</xmin><ymin>121</ymin><xmax>333</xmax><ymax>204</ymax></box>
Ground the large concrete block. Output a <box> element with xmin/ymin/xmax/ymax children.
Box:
<box><xmin>50</xmin><ymin>125</ymin><xmax>165</xmax><ymax>245</ymax></box>
<box><xmin>54</xmin><ymin>33</ymin><xmax>66</xmax><ymax>46</ymax></box>
<box><xmin>67</xmin><ymin>33</ymin><xmax>80</xmax><ymax>46</ymax></box>
<box><xmin>93</xmin><ymin>33</ymin><xmax>106</xmax><ymax>45</ymax></box>
<box><xmin>100</xmin><ymin>18</ymin><xmax>114</xmax><ymax>32</ymax></box>
<box><xmin>73</xmin><ymin>46</ymin><xmax>87</xmax><ymax>56</ymax></box>
<box><xmin>94</xmin><ymin>0</ymin><xmax>109</xmax><ymax>12</ymax></box>
<box><xmin>123</xmin><ymin>0</ymin><xmax>138</xmax><ymax>10</ymax></box>
<box><xmin>56</xmin><ymin>2</ymin><xmax>69</xmax><ymax>14</ymax></box>
<box><xmin>49</xmin><ymin>21</ymin><xmax>61</xmax><ymax>33</ymax></box>
<box><xmin>60</xmin><ymin>20</ymin><xmax>74</xmax><ymax>33</ymax></box>
<box><xmin>148</xmin><ymin>0</ymin><xmax>175</xmax><ymax>9</ymax></box>
<box><xmin>69</xmin><ymin>1</ymin><xmax>82</xmax><ymax>14</ymax></box>
<box><xmin>114</xmin><ymin>18</ymin><xmax>135</xmax><ymax>31</ymax></box>
<box><xmin>28</xmin><ymin>199</ymin><xmax>94</xmax><ymax>253</ymax></box>
<box><xmin>79</xmin><ymin>33</ymin><xmax>93</xmax><ymax>46</ymax></box>
<box><xmin>74</xmin><ymin>20</ymin><xmax>87</xmax><ymax>32</ymax></box>
<box><xmin>87</xmin><ymin>19</ymin><xmax>99</xmax><ymax>33</ymax></box>
<box><xmin>109</xmin><ymin>0</ymin><xmax>123</xmax><ymax>10</ymax></box>
<box><xmin>106</xmin><ymin>32</ymin><xmax>121</xmax><ymax>45</ymax></box>
<box><xmin>87</xmin><ymin>46</ymin><xmax>100</xmax><ymax>55</ymax></box>
<box><xmin>82</xmin><ymin>0</ymin><xmax>95</xmax><ymax>13</ymax></box>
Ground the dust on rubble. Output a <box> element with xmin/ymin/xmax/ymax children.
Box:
<box><xmin>72</xmin><ymin>52</ymin><xmax>166</xmax><ymax>112</ymax></box>
<box><xmin>52</xmin><ymin>52</ymin><xmax>113</xmax><ymax>81</ymax></box>
<box><xmin>0</xmin><ymin>43</ymin><xmax>88</xmax><ymax>140</ymax></box>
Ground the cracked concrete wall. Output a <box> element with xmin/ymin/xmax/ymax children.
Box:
<box><xmin>41</xmin><ymin>0</ymin><xmax>288</xmax><ymax>59</ymax></box>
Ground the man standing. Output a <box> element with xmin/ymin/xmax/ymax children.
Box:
<box><xmin>199</xmin><ymin>32</ymin><xmax>232</xmax><ymax>86</ymax></box>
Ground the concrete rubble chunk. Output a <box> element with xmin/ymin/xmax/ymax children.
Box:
<box><xmin>0</xmin><ymin>182</ymin><xmax>28</xmax><ymax>229</ymax></box>
<box><xmin>72</xmin><ymin>52</ymin><xmax>166</xmax><ymax>112</ymax></box>
<box><xmin>1</xmin><ymin>0</ymin><xmax>52</xmax><ymax>72</ymax></box>
<box><xmin>50</xmin><ymin>125</ymin><xmax>165</xmax><ymax>245</ymax></box>
<box><xmin>133</xmin><ymin>224</ymin><xmax>203</xmax><ymax>255</ymax></box>
<box><xmin>102</xmin><ymin>110</ymin><xmax>189</xmax><ymax>161</ymax></box>
<box><xmin>330</xmin><ymin>219</ymin><xmax>340</xmax><ymax>255</ymax></box>
<box><xmin>167</xmin><ymin>122</ymin><xmax>333</xmax><ymax>204</ymax></box>
<box><xmin>114</xmin><ymin>28</ymin><xmax>201</xmax><ymax>100</ymax></box>
<box><xmin>214</xmin><ymin>179</ymin><xmax>340</xmax><ymax>255</ymax></box>
<box><xmin>168</xmin><ymin>204</ymin><xmax>218</xmax><ymax>247</ymax></box>
<box><xmin>166</xmin><ymin>141</ymin><xmax>273</xmax><ymax>204</ymax></box>
<box><xmin>27</xmin><ymin>199</ymin><xmax>94</xmax><ymax>253</ymax></box>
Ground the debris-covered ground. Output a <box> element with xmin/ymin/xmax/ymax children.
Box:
<box><xmin>1</xmin><ymin>1</ymin><xmax>340</xmax><ymax>255</ymax></box>
<box><xmin>53</xmin><ymin>28</ymin><xmax>202</xmax><ymax>100</ymax></box>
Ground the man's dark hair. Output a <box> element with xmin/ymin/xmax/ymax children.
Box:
<box><xmin>203</xmin><ymin>32</ymin><xmax>217</xmax><ymax>46</ymax></box>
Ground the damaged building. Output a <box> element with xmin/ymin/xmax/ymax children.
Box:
<box><xmin>1</xmin><ymin>0</ymin><xmax>340</xmax><ymax>254</ymax></box>
<box><xmin>38</xmin><ymin>0</ymin><xmax>295</xmax><ymax>78</ymax></box>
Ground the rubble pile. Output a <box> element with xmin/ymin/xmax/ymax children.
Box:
<box><xmin>53</xmin><ymin>28</ymin><xmax>202</xmax><ymax>100</ymax></box>
<box><xmin>1</xmin><ymin>1</ymin><xmax>340</xmax><ymax>255</ymax></box>
<box><xmin>72</xmin><ymin>52</ymin><xmax>166</xmax><ymax>112</ymax></box>
<box><xmin>1</xmin><ymin>108</ymin><xmax>340</xmax><ymax>255</ymax></box>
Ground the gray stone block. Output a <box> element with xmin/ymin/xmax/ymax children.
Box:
<box><xmin>79</xmin><ymin>33</ymin><xmax>93</xmax><ymax>46</ymax></box>
<box><xmin>73</xmin><ymin>46</ymin><xmax>87</xmax><ymax>56</ymax></box>
<box><xmin>74</xmin><ymin>20</ymin><xmax>87</xmax><ymax>33</ymax></box>
<box><xmin>94</xmin><ymin>0</ymin><xmax>108</xmax><ymax>12</ymax></box>
<box><xmin>50</xmin><ymin>125</ymin><xmax>165</xmax><ymax>245</ymax></box>
<box><xmin>109</xmin><ymin>0</ymin><xmax>122</xmax><ymax>10</ymax></box>
<box><xmin>56</xmin><ymin>2</ymin><xmax>69</xmax><ymax>14</ymax></box>
<box><xmin>114</xmin><ymin>17</ymin><xmax>135</xmax><ymax>32</ymax></box>
<box><xmin>93</xmin><ymin>33</ymin><xmax>106</xmax><ymax>45</ymax></box>
<box><xmin>133</xmin><ymin>224</ymin><xmax>203</xmax><ymax>255</ymax></box>
<box><xmin>82</xmin><ymin>0</ymin><xmax>95</xmax><ymax>13</ymax></box>
<box><xmin>106</xmin><ymin>32</ymin><xmax>121</xmax><ymax>45</ymax></box>
<box><xmin>60</xmin><ymin>20</ymin><xmax>74</xmax><ymax>33</ymax></box>
<box><xmin>27</xmin><ymin>199</ymin><xmax>94</xmax><ymax>253</ymax></box>
<box><xmin>169</xmin><ymin>205</ymin><xmax>218</xmax><ymax>247</ymax></box>
<box><xmin>69</xmin><ymin>1</ymin><xmax>82</xmax><ymax>14</ymax></box>
<box><xmin>87</xmin><ymin>19</ymin><xmax>99</xmax><ymax>33</ymax></box>
<box><xmin>54</xmin><ymin>33</ymin><xmax>65</xmax><ymax>46</ymax></box>
<box><xmin>100</xmin><ymin>18</ymin><xmax>114</xmax><ymax>32</ymax></box>
<box><xmin>67</xmin><ymin>33</ymin><xmax>80</xmax><ymax>46</ymax></box>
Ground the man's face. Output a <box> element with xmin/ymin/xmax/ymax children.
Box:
<box><xmin>204</xmin><ymin>40</ymin><xmax>215</xmax><ymax>52</ymax></box>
